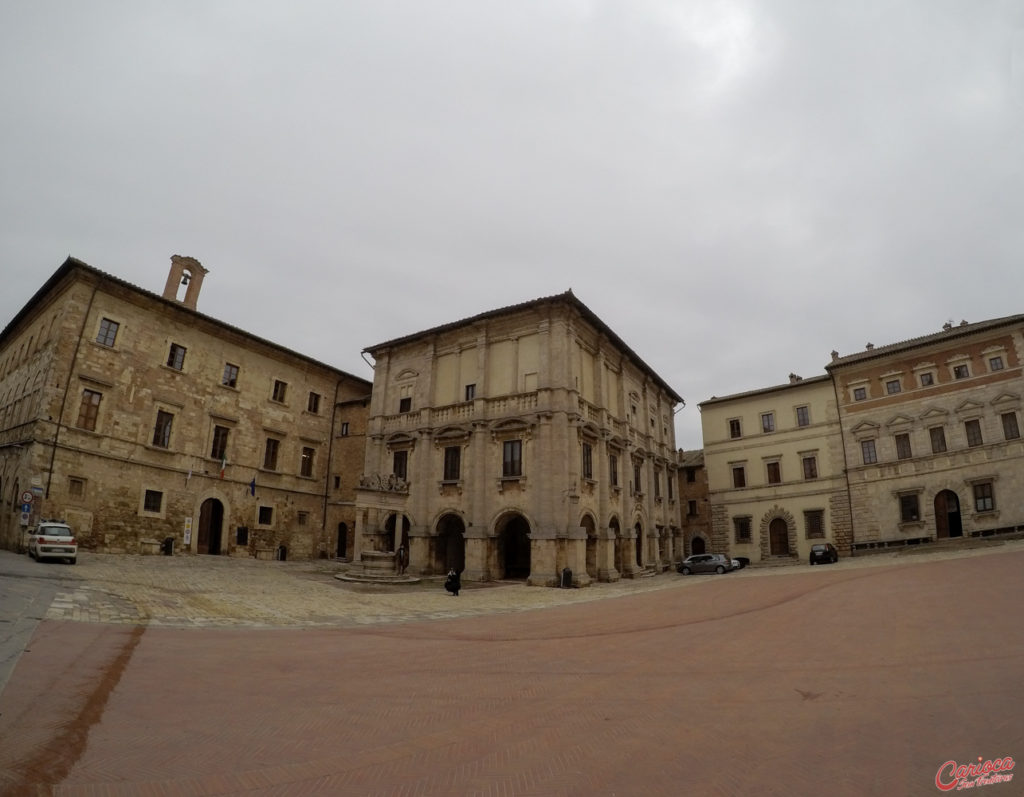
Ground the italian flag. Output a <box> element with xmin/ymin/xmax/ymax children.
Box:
<box><xmin>220</xmin><ymin>455</ymin><xmax>227</xmax><ymax>479</ymax></box>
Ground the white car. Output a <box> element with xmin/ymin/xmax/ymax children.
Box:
<box><xmin>28</xmin><ymin>521</ymin><xmax>78</xmax><ymax>564</ymax></box>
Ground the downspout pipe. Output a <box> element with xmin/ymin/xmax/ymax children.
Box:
<box><xmin>46</xmin><ymin>280</ymin><xmax>100</xmax><ymax>499</ymax></box>
<box><xmin>829</xmin><ymin>371</ymin><xmax>857</xmax><ymax>556</ymax></box>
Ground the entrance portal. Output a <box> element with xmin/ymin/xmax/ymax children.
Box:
<box><xmin>498</xmin><ymin>515</ymin><xmax>531</xmax><ymax>579</ymax></box>
<box><xmin>582</xmin><ymin>515</ymin><xmax>597</xmax><ymax>579</ymax></box>
<box><xmin>336</xmin><ymin>522</ymin><xmax>348</xmax><ymax>559</ymax></box>
<box><xmin>197</xmin><ymin>498</ymin><xmax>224</xmax><ymax>555</ymax></box>
<box><xmin>436</xmin><ymin>514</ymin><xmax>466</xmax><ymax>573</ymax></box>
<box><xmin>691</xmin><ymin>536</ymin><xmax>706</xmax><ymax>555</ymax></box>
<box><xmin>634</xmin><ymin>522</ymin><xmax>644</xmax><ymax>568</ymax></box>
<box><xmin>769</xmin><ymin>518</ymin><xmax>790</xmax><ymax>556</ymax></box>
<box><xmin>935</xmin><ymin>490</ymin><xmax>963</xmax><ymax>538</ymax></box>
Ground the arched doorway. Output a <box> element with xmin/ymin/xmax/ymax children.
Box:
<box><xmin>610</xmin><ymin>517</ymin><xmax>622</xmax><ymax>574</ymax></box>
<box><xmin>935</xmin><ymin>490</ymin><xmax>963</xmax><ymax>538</ymax></box>
<box><xmin>384</xmin><ymin>513</ymin><xmax>410</xmax><ymax>552</ymax></box>
<box><xmin>769</xmin><ymin>518</ymin><xmax>790</xmax><ymax>556</ymax></box>
<box><xmin>498</xmin><ymin>514</ymin><xmax>531</xmax><ymax>579</ymax></box>
<box><xmin>197</xmin><ymin>498</ymin><xmax>224</xmax><ymax>555</ymax></box>
<box><xmin>634</xmin><ymin>522</ymin><xmax>644</xmax><ymax>568</ymax></box>
<box><xmin>336</xmin><ymin>522</ymin><xmax>348</xmax><ymax>559</ymax></box>
<box><xmin>582</xmin><ymin>515</ymin><xmax>597</xmax><ymax>579</ymax></box>
<box><xmin>435</xmin><ymin>513</ymin><xmax>465</xmax><ymax>573</ymax></box>
<box><xmin>691</xmin><ymin>536</ymin><xmax>706</xmax><ymax>555</ymax></box>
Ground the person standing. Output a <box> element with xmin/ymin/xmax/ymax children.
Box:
<box><xmin>444</xmin><ymin>569</ymin><xmax>460</xmax><ymax>596</ymax></box>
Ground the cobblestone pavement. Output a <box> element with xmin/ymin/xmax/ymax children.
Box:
<box><xmin>29</xmin><ymin>537</ymin><xmax>1024</xmax><ymax>627</ymax></box>
<box><xmin>0</xmin><ymin>539</ymin><xmax>1021</xmax><ymax>796</ymax></box>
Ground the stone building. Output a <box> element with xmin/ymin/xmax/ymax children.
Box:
<box><xmin>0</xmin><ymin>256</ymin><xmax>372</xmax><ymax>558</ymax></box>
<box><xmin>699</xmin><ymin>374</ymin><xmax>851</xmax><ymax>564</ymax></box>
<box><xmin>676</xmin><ymin>449</ymin><xmax>711</xmax><ymax>556</ymax></box>
<box><xmin>353</xmin><ymin>291</ymin><xmax>685</xmax><ymax>586</ymax></box>
<box><xmin>826</xmin><ymin>316</ymin><xmax>1024</xmax><ymax>549</ymax></box>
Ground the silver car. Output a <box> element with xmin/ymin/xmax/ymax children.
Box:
<box><xmin>27</xmin><ymin>521</ymin><xmax>78</xmax><ymax>564</ymax></box>
<box><xmin>677</xmin><ymin>553</ymin><xmax>734</xmax><ymax>575</ymax></box>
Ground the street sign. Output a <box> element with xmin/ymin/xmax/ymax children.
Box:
<box><xmin>21</xmin><ymin>491</ymin><xmax>33</xmax><ymax>504</ymax></box>
<box><xmin>20</xmin><ymin>513</ymin><xmax>29</xmax><ymax>526</ymax></box>
<box><xmin>21</xmin><ymin>503</ymin><xmax>31</xmax><ymax>514</ymax></box>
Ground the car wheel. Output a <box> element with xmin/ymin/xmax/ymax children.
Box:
<box><xmin>681</xmin><ymin>567</ymin><xmax>691</xmax><ymax>575</ymax></box>
<box><xmin>810</xmin><ymin>559</ymin><xmax>815</xmax><ymax>565</ymax></box>
<box><xmin>715</xmin><ymin>565</ymin><xmax>725</xmax><ymax>574</ymax></box>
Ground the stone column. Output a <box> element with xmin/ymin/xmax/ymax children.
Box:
<box><xmin>565</xmin><ymin>524</ymin><xmax>591</xmax><ymax>586</ymax></box>
<box><xmin>597</xmin><ymin>526</ymin><xmax>620</xmax><ymax>581</ymax></box>
<box><xmin>463</xmin><ymin>523</ymin><xmax>491</xmax><ymax>582</ymax></box>
<box><xmin>528</xmin><ymin>524</ymin><xmax>559</xmax><ymax>586</ymax></box>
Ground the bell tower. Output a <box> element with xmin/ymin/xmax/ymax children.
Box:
<box><xmin>162</xmin><ymin>255</ymin><xmax>209</xmax><ymax>310</ymax></box>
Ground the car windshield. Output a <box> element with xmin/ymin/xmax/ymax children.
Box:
<box><xmin>41</xmin><ymin>526</ymin><xmax>72</xmax><ymax>538</ymax></box>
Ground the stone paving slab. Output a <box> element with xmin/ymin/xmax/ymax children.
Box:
<box><xmin>0</xmin><ymin>541</ymin><xmax>1021</xmax><ymax>796</ymax></box>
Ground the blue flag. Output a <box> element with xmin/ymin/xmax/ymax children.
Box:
<box><xmin>249</xmin><ymin>478</ymin><xmax>256</xmax><ymax>497</ymax></box>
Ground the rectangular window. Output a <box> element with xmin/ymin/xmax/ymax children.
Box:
<box><xmin>633</xmin><ymin>462</ymin><xmax>642</xmax><ymax>494</ymax></box>
<box><xmin>340</xmin><ymin>422</ymin><xmax>350</xmax><ymax>436</ymax></box>
<box><xmin>761</xmin><ymin>412</ymin><xmax>775</xmax><ymax>433</ymax></box>
<box><xmin>210</xmin><ymin>425</ymin><xmax>229</xmax><ymax>460</ymax></box>
<box><xmin>965</xmin><ymin>419</ymin><xmax>983</xmax><ymax>447</ymax></box>
<box><xmin>900</xmin><ymin>494</ymin><xmax>920</xmax><ymax>523</ymax></box>
<box><xmin>167</xmin><ymin>343</ymin><xmax>186</xmax><ymax>370</ymax></box>
<box><xmin>989</xmin><ymin>356</ymin><xmax>1004</xmax><ymax>371</ymax></box>
<box><xmin>930</xmin><ymin>426</ymin><xmax>947</xmax><ymax>454</ymax></box>
<box><xmin>307</xmin><ymin>392</ymin><xmax>320</xmax><ymax>414</ymax></box>
<box><xmin>236</xmin><ymin>527</ymin><xmax>249</xmax><ymax>545</ymax></box>
<box><xmin>766</xmin><ymin>461</ymin><xmax>781</xmax><ymax>484</ymax></box>
<box><xmin>734</xmin><ymin>517</ymin><xmax>751</xmax><ymax>543</ymax></box>
<box><xmin>272</xmin><ymin>380</ymin><xmax>287</xmax><ymax>403</ymax></box>
<box><xmin>688</xmin><ymin>500</ymin><xmax>698</xmax><ymax>517</ymax></box>
<box><xmin>263</xmin><ymin>438</ymin><xmax>280</xmax><ymax>470</ymax></box>
<box><xmin>732</xmin><ymin>465</ymin><xmax>746</xmax><ymax>488</ymax></box>
<box><xmin>393</xmin><ymin>450</ymin><xmax>408</xmax><ymax>481</ymax></box>
<box><xmin>920</xmin><ymin>372</ymin><xmax>934</xmax><ymax>387</ymax></box>
<box><xmin>300</xmin><ymin>446</ymin><xmax>315</xmax><ymax>478</ymax></box>
<box><xmin>667</xmin><ymin>473</ymin><xmax>674</xmax><ymax>500</ymax></box>
<box><xmin>222</xmin><ymin>363</ymin><xmax>239</xmax><ymax>388</ymax></box>
<box><xmin>973</xmin><ymin>482</ymin><xmax>994</xmax><ymax>512</ymax></box>
<box><xmin>953</xmin><ymin>364</ymin><xmax>970</xmax><ymax>379</ymax></box>
<box><xmin>399</xmin><ymin>397</ymin><xmax>412</xmax><ymax>413</ymax></box>
<box><xmin>152</xmin><ymin>410</ymin><xmax>174</xmax><ymax>448</ymax></box>
<box><xmin>297</xmin><ymin>511</ymin><xmax>309</xmax><ymax>526</ymax></box>
<box><xmin>609</xmin><ymin>453</ymin><xmax>619</xmax><ymax>487</ymax></box>
<box><xmin>685</xmin><ymin>467</ymin><xmax>696</xmax><ymax>483</ymax></box>
<box><xmin>143</xmin><ymin>489</ymin><xmax>163</xmax><ymax>513</ymax></box>
<box><xmin>886</xmin><ymin>379</ymin><xmax>901</xmax><ymax>395</ymax></box>
<box><xmin>861</xmin><ymin>439</ymin><xmax>877</xmax><ymax>464</ymax></box>
<box><xmin>258</xmin><ymin>506</ymin><xmax>273</xmax><ymax>525</ymax></box>
<box><xmin>443</xmin><ymin>446</ymin><xmax>461</xmax><ymax>481</ymax></box>
<box><xmin>728</xmin><ymin>419</ymin><xmax>742</xmax><ymax>439</ymax></box>
<box><xmin>1002</xmin><ymin>412</ymin><xmax>1020</xmax><ymax>440</ymax></box>
<box><xmin>582</xmin><ymin>442</ymin><xmax>593</xmax><ymax>480</ymax></box>
<box><xmin>653</xmin><ymin>469</ymin><xmax>661</xmax><ymax>498</ymax></box>
<box><xmin>96</xmin><ymin>318</ymin><xmax>119</xmax><ymax>347</ymax></box>
<box><xmin>465</xmin><ymin>384</ymin><xmax>476</xmax><ymax>401</ymax></box>
<box><xmin>802</xmin><ymin>456</ymin><xmax>818</xmax><ymax>480</ymax></box>
<box><xmin>795</xmin><ymin>406</ymin><xmax>810</xmax><ymax>427</ymax></box>
<box><xmin>503</xmin><ymin>440</ymin><xmax>522</xmax><ymax>478</ymax></box>
<box><xmin>333</xmin><ymin>475</ymin><xmax>341</xmax><ymax>489</ymax></box>
<box><xmin>68</xmin><ymin>477</ymin><xmax>85</xmax><ymax>498</ymax></box>
<box><xmin>853</xmin><ymin>387</ymin><xmax>867</xmax><ymax>401</ymax></box>
<box><xmin>804</xmin><ymin>510</ymin><xmax>825</xmax><ymax>539</ymax></box>
<box><xmin>895</xmin><ymin>433</ymin><xmax>913</xmax><ymax>460</ymax></box>
<box><xmin>77</xmin><ymin>389</ymin><xmax>102</xmax><ymax>431</ymax></box>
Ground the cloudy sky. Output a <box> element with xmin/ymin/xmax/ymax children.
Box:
<box><xmin>2</xmin><ymin>1</ymin><xmax>1022</xmax><ymax>449</ymax></box>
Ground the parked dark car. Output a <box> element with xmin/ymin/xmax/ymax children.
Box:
<box><xmin>809</xmin><ymin>542</ymin><xmax>838</xmax><ymax>565</ymax></box>
<box><xmin>677</xmin><ymin>553</ymin><xmax>735</xmax><ymax>575</ymax></box>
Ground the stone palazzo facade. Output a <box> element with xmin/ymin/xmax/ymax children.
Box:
<box><xmin>0</xmin><ymin>257</ymin><xmax>371</xmax><ymax>559</ymax></box>
<box><xmin>699</xmin><ymin>315</ymin><xmax>1024</xmax><ymax>563</ymax></box>
<box><xmin>354</xmin><ymin>291</ymin><xmax>685</xmax><ymax>586</ymax></box>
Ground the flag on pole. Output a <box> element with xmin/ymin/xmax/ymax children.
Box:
<box><xmin>249</xmin><ymin>477</ymin><xmax>256</xmax><ymax>496</ymax></box>
<box><xmin>186</xmin><ymin>469</ymin><xmax>192</xmax><ymax>487</ymax></box>
<box><xmin>220</xmin><ymin>455</ymin><xmax>227</xmax><ymax>479</ymax></box>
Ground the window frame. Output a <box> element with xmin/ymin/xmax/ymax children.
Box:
<box><xmin>733</xmin><ymin>516</ymin><xmax>752</xmax><ymax>543</ymax></box>
<box><xmin>728</xmin><ymin>418</ymin><xmax>742</xmax><ymax>439</ymax></box>
<box><xmin>929</xmin><ymin>426</ymin><xmax>947</xmax><ymax>454</ymax></box>
<box><xmin>166</xmin><ymin>343</ymin><xmax>186</xmax><ymax>371</ymax></box>
<box><xmin>899</xmin><ymin>494</ymin><xmax>920</xmax><ymax>523</ymax></box>
<box><xmin>732</xmin><ymin>465</ymin><xmax>746</xmax><ymax>488</ymax></box>
<box><xmin>761</xmin><ymin>412</ymin><xmax>775</xmax><ymax>434</ymax></box>
<box><xmin>263</xmin><ymin>437</ymin><xmax>280</xmax><ymax>470</ymax></box>
<box><xmin>861</xmin><ymin>439</ymin><xmax>878</xmax><ymax>465</ymax></box>
<box><xmin>766</xmin><ymin>460</ymin><xmax>781</xmax><ymax>485</ymax></box>
<box><xmin>802</xmin><ymin>455</ymin><xmax>818</xmax><ymax>480</ymax></box>
<box><xmin>300</xmin><ymin>446</ymin><xmax>315</xmax><ymax>478</ymax></box>
<box><xmin>77</xmin><ymin>388</ymin><xmax>102</xmax><ymax>431</ymax></box>
<box><xmin>143</xmin><ymin>489</ymin><xmax>163</xmax><ymax>514</ymax></box>
<box><xmin>1001</xmin><ymin>412</ymin><xmax>1020</xmax><ymax>441</ymax></box>
<box><xmin>222</xmin><ymin>363</ymin><xmax>240</xmax><ymax>388</ymax></box>
<box><xmin>307</xmin><ymin>392</ymin><xmax>321</xmax><ymax>414</ymax></box>
<box><xmin>152</xmin><ymin>410</ymin><xmax>174</xmax><ymax>449</ymax></box>
<box><xmin>795</xmin><ymin>406</ymin><xmax>810</xmax><ymax>427</ymax></box>
<box><xmin>804</xmin><ymin>509</ymin><xmax>825</xmax><ymax>539</ymax></box>
<box><xmin>965</xmin><ymin>419</ymin><xmax>984</xmax><ymax>448</ymax></box>
<box><xmin>443</xmin><ymin>445</ymin><xmax>461</xmax><ymax>482</ymax></box>
<box><xmin>393</xmin><ymin>449</ymin><xmax>409</xmax><ymax>481</ymax></box>
<box><xmin>272</xmin><ymin>379</ymin><xmax>288</xmax><ymax>403</ymax></box>
<box><xmin>973</xmin><ymin>482</ymin><xmax>995</xmax><ymax>513</ymax></box>
<box><xmin>210</xmin><ymin>425</ymin><xmax>230</xmax><ymax>461</ymax></box>
<box><xmin>582</xmin><ymin>441</ymin><xmax>593</xmax><ymax>481</ymax></box>
<box><xmin>96</xmin><ymin>318</ymin><xmax>119</xmax><ymax>347</ymax></box>
<box><xmin>895</xmin><ymin>433</ymin><xmax>913</xmax><ymax>460</ymax></box>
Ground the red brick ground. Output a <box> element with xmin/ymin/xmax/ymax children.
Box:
<box><xmin>1</xmin><ymin>550</ymin><xmax>1022</xmax><ymax>796</ymax></box>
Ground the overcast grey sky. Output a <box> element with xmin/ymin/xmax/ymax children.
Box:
<box><xmin>2</xmin><ymin>1</ymin><xmax>1022</xmax><ymax>449</ymax></box>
